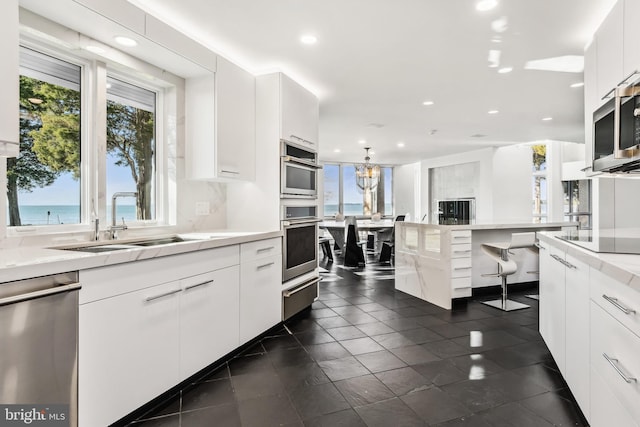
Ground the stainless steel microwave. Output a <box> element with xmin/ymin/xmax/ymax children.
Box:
<box><xmin>593</xmin><ymin>76</ymin><xmax>640</xmax><ymax>173</ymax></box>
<box><xmin>281</xmin><ymin>141</ymin><xmax>322</xmax><ymax>198</ymax></box>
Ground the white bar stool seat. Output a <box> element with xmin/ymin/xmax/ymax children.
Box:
<box><xmin>480</xmin><ymin>232</ymin><xmax>536</xmax><ymax>311</ymax></box>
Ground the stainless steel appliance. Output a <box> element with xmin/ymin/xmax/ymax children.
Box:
<box><xmin>281</xmin><ymin>141</ymin><xmax>322</xmax><ymax>198</ymax></box>
<box><xmin>437</xmin><ymin>199</ymin><xmax>475</xmax><ymax>225</ymax></box>
<box><xmin>593</xmin><ymin>72</ymin><xmax>640</xmax><ymax>173</ymax></box>
<box><xmin>282</xmin><ymin>276</ymin><xmax>321</xmax><ymax>320</ymax></box>
<box><xmin>0</xmin><ymin>272</ymin><xmax>81</xmax><ymax>427</ymax></box>
<box><xmin>281</xmin><ymin>204</ymin><xmax>320</xmax><ymax>281</ymax></box>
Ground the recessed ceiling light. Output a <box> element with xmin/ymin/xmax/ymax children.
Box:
<box><xmin>491</xmin><ymin>16</ymin><xmax>508</xmax><ymax>33</ymax></box>
<box><xmin>422</xmin><ymin>101</ymin><xmax>434</xmax><ymax>106</ymax></box>
<box><xmin>358</xmin><ymin>139</ymin><xmax>366</xmax><ymax>144</ymax></box>
<box><xmin>488</xmin><ymin>110</ymin><xmax>499</xmax><ymax>114</ymax></box>
<box><xmin>542</xmin><ymin>117</ymin><xmax>553</xmax><ymax>121</ymax></box>
<box><xmin>114</xmin><ymin>36</ymin><xmax>137</xmax><ymax>47</ymax></box>
<box><xmin>497</xmin><ymin>67</ymin><xmax>513</xmax><ymax>74</ymax></box>
<box><xmin>476</xmin><ymin>0</ymin><xmax>498</xmax><ymax>12</ymax></box>
<box><xmin>300</xmin><ymin>35</ymin><xmax>317</xmax><ymax>45</ymax></box>
<box><xmin>488</xmin><ymin>49</ymin><xmax>501</xmax><ymax>67</ymax></box>
<box><xmin>85</xmin><ymin>45</ymin><xmax>106</xmax><ymax>54</ymax></box>
<box><xmin>333</xmin><ymin>148</ymin><xmax>341</xmax><ymax>153</ymax></box>
<box><xmin>397</xmin><ymin>142</ymin><xmax>405</xmax><ymax>147</ymax></box>
<box><xmin>570</xmin><ymin>82</ymin><xmax>585</xmax><ymax>88</ymax></box>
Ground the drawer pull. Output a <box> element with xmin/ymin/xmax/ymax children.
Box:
<box><xmin>453</xmin><ymin>250</ymin><xmax>472</xmax><ymax>254</ymax></box>
<box><xmin>603</xmin><ymin>353</ymin><xmax>637</xmax><ymax>383</ymax></box>
<box><xmin>257</xmin><ymin>262</ymin><xmax>275</xmax><ymax>270</ymax></box>
<box><xmin>145</xmin><ymin>288</ymin><xmax>181</xmax><ymax>302</ymax></box>
<box><xmin>184</xmin><ymin>280</ymin><xmax>214</xmax><ymax>291</ymax></box>
<box><xmin>453</xmin><ymin>267</ymin><xmax>471</xmax><ymax>271</ymax></box>
<box><xmin>602</xmin><ymin>294</ymin><xmax>636</xmax><ymax>315</ymax></box>
<box><xmin>453</xmin><ymin>236</ymin><xmax>469</xmax><ymax>239</ymax></box>
<box><xmin>257</xmin><ymin>246</ymin><xmax>275</xmax><ymax>253</ymax></box>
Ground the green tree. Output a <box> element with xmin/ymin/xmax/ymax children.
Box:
<box><xmin>7</xmin><ymin>76</ymin><xmax>80</xmax><ymax>226</ymax></box>
<box><xmin>106</xmin><ymin>101</ymin><xmax>155</xmax><ymax>219</ymax></box>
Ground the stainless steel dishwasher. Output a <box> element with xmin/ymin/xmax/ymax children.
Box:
<box><xmin>0</xmin><ymin>272</ymin><xmax>80</xmax><ymax>427</ymax></box>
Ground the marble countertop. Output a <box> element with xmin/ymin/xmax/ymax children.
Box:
<box><xmin>399</xmin><ymin>221</ymin><xmax>577</xmax><ymax>231</ymax></box>
<box><xmin>538</xmin><ymin>231</ymin><xmax>640</xmax><ymax>293</ymax></box>
<box><xmin>0</xmin><ymin>230</ymin><xmax>282</xmax><ymax>283</ymax></box>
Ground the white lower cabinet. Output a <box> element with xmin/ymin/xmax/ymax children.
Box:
<box><xmin>539</xmin><ymin>243</ymin><xmax>567</xmax><ymax>373</ymax></box>
<box><xmin>239</xmin><ymin>238</ymin><xmax>282</xmax><ymax>344</ymax></box>
<box><xmin>179</xmin><ymin>266</ymin><xmax>240</xmax><ymax>379</ymax></box>
<box><xmin>79</xmin><ymin>280</ymin><xmax>182</xmax><ymax>427</ymax></box>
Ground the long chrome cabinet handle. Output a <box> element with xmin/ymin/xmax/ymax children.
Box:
<box><xmin>602</xmin><ymin>294</ymin><xmax>636</xmax><ymax>315</ymax></box>
<box><xmin>257</xmin><ymin>262</ymin><xmax>275</xmax><ymax>270</ymax></box>
<box><xmin>220</xmin><ymin>169</ymin><xmax>240</xmax><ymax>175</ymax></box>
<box><xmin>0</xmin><ymin>282</ymin><xmax>81</xmax><ymax>307</ymax></box>
<box><xmin>145</xmin><ymin>288</ymin><xmax>181</xmax><ymax>302</ymax></box>
<box><xmin>283</xmin><ymin>277</ymin><xmax>321</xmax><ymax>297</ymax></box>
<box><xmin>453</xmin><ymin>267</ymin><xmax>471</xmax><ymax>270</ymax></box>
<box><xmin>257</xmin><ymin>246</ymin><xmax>275</xmax><ymax>253</ymax></box>
<box><xmin>453</xmin><ymin>250</ymin><xmax>472</xmax><ymax>254</ymax></box>
<box><xmin>184</xmin><ymin>280</ymin><xmax>214</xmax><ymax>291</ymax></box>
<box><xmin>603</xmin><ymin>353</ymin><xmax>637</xmax><ymax>383</ymax></box>
<box><xmin>290</xmin><ymin>135</ymin><xmax>315</xmax><ymax>146</ymax></box>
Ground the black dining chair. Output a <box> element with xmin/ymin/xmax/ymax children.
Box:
<box><xmin>379</xmin><ymin>215</ymin><xmax>405</xmax><ymax>264</ymax></box>
<box><xmin>344</xmin><ymin>216</ymin><xmax>366</xmax><ymax>267</ymax></box>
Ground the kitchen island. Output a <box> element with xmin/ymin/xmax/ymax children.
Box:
<box><xmin>394</xmin><ymin>221</ymin><xmax>577</xmax><ymax>309</ymax></box>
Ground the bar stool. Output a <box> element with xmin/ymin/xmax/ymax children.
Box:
<box><xmin>480</xmin><ymin>232</ymin><xmax>536</xmax><ymax>311</ymax></box>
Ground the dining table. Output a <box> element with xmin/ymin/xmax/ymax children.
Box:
<box><xmin>319</xmin><ymin>219</ymin><xmax>395</xmax><ymax>252</ymax></box>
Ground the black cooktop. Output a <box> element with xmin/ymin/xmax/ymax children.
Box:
<box><xmin>557</xmin><ymin>232</ymin><xmax>640</xmax><ymax>255</ymax></box>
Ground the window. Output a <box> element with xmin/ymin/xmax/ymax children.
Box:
<box><xmin>106</xmin><ymin>77</ymin><xmax>157</xmax><ymax>224</ymax></box>
<box><xmin>532</xmin><ymin>144</ymin><xmax>547</xmax><ymax>223</ymax></box>
<box><xmin>7</xmin><ymin>47</ymin><xmax>81</xmax><ymax>226</ymax></box>
<box><xmin>7</xmin><ymin>41</ymin><xmax>170</xmax><ymax>230</ymax></box>
<box><xmin>322</xmin><ymin>163</ymin><xmax>393</xmax><ymax>218</ymax></box>
<box><xmin>563</xmin><ymin>180</ymin><xmax>591</xmax><ymax>229</ymax></box>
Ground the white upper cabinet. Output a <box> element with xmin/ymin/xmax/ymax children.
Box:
<box><xmin>186</xmin><ymin>56</ymin><xmax>256</xmax><ymax>181</ymax></box>
<box><xmin>623</xmin><ymin>0</ymin><xmax>640</xmax><ymax>76</ymax></box>
<box><xmin>280</xmin><ymin>73</ymin><xmax>319</xmax><ymax>149</ymax></box>
<box><xmin>595</xmin><ymin>0</ymin><xmax>624</xmax><ymax>100</ymax></box>
<box><xmin>0</xmin><ymin>0</ymin><xmax>19</xmax><ymax>156</ymax></box>
<box><xmin>72</xmin><ymin>0</ymin><xmax>146</xmax><ymax>35</ymax></box>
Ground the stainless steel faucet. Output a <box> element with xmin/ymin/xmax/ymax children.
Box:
<box><xmin>110</xmin><ymin>192</ymin><xmax>137</xmax><ymax>239</ymax></box>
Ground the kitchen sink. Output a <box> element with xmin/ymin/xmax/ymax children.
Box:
<box><xmin>59</xmin><ymin>235</ymin><xmax>200</xmax><ymax>252</ymax></box>
<box><xmin>130</xmin><ymin>236</ymin><xmax>188</xmax><ymax>246</ymax></box>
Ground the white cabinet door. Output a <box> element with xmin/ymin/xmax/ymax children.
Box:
<box><xmin>280</xmin><ymin>73</ymin><xmax>319</xmax><ymax>149</ymax></box>
<box><xmin>180</xmin><ymin>266</ymin><xmax>240</xmax><ymax>378</ymax></box>
<box><xmin>590</xmin><ymin>366</ymin><xmax>638</xmax><ymax>427</ymax></box>
<box><xmin>564</xmin><ymin>253</ymin><xmax>590</xmax><ymax>418</ymax></box>
<box><xmin>240</xmin><ymin>255</ymin><xmax>282</xmax><ymax>344</ymax></box>
<box><xmin>584</xmin><ymin>40</ymin><xmax>597</xmax><ymax>174</ymax></box>
<box><xmin>79</xmin><ymin>281</ymin><xmax>181</xmax><ymax>427</ymax></box>
<box><xmin>0</xmin><ymin>0</ymin><xmax>19</xmax><ymax>156</ymax></box>
<box><xmin>623</xmin><ymin>0</ymin><xmax>640</xmax><ymax>78</ymax></box>
<box><xmin>595</xmin><ymin>0</ymin><xmax>624</xmax><ymax>99</ymax></box>
<box><xmin>538</xmin><ymin>243</ymin><xmax>566</xmax><ymax>374</ymax></box>
<box><xmin>215</xmin><ymin>56</ymin><xmax>256</xmax><ymax>180</ymax></box>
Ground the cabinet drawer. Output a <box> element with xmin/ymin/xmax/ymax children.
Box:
<box><xmin>590</xmin><ymin>268</ymin><xmax>640</xmax><ymax>339</ymax></box>
<box><xmin>452</xmin><ymin>277</ymin><xmax>471</xmax><ymax>289</ymax></box>
<box><xmin>591</xmin><ymin>302</ymin><xmax>640</xmax><ymax>422</ymax></box>
<box><xmin>451</xmin><ymin>257</ymin><xmax>472</xmax><ymax>278</ymax></box>
<box><xmin>450</xmin><ymin>230</ymin><xmax>471</xmax><ymax>244</ymax></box>
<box><xmin>450</xmin><ymin>243</ymin><xmax>472</xmax><ymax>258</ymax></box>
<box><xmin>453</xmin><ymin>287</ymin><xmax>472</xmax><ymax>298</ymax></box>
<box><xmin>241</xmin><ymin>238</ymin><xmax>282</xmax><ymax>262</ymax></box>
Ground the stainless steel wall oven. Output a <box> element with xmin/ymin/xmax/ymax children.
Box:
<box><xmin>281</xmin><ymin>205</ymin><xmax>319</xmax><ymax>282</ymax></box>
<box><xmin>281</xmin><ymin>142</ymin><xmax>321</xmax><ymax>198</ymax></box>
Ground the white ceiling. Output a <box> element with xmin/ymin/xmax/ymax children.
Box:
<box><xmin>30</xmin><ymin>0</ymin><xmax>620</xmax><ymax>165</ymax></box>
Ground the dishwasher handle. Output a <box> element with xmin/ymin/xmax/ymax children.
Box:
<box><xmin>0</xmin><ymin>282</ymin><xmax>82</xmax><ymax>307</ymax></box>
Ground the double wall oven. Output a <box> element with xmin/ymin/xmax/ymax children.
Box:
<box><xmin>280</xmin><ymin>141</ymin><xmax>322</xmax><ymax>320</ymax></box>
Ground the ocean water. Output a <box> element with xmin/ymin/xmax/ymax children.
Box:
<box><xmin>7</xmin><ymin>205</ymin><xmax>137</xmax><ymax>226</ymax></box>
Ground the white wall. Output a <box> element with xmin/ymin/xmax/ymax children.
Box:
<box><xmin>491</xmin><ymin>144</ymin><xmax>533</xmax><ymax>222</ymax></box>
<box><xmin>393</xmin><ymin>162</ymin><xmax>420</xmax><ymax>220</ymax></box>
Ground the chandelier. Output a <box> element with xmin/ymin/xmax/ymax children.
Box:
<box><xmin>355</xmin><ymin>147</ymin><xmax>380</xmax><ymax>192</ymax></box>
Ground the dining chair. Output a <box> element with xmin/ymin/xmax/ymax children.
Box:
<box><xmin>378</xmin><ymin>215</ymin><xmax>405</xmax><ymax>264</ymax></box>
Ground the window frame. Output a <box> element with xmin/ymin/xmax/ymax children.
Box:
<box><xmin>322</xmin><ymin>161</ymin><xmax>394</xmax><ymax>219</ymax></box>
<box><xmin>7</xmin><ymin>36</ymin><xmax>173</xmax><ymax>235</ymax></box>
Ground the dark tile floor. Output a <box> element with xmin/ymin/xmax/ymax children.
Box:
<box><xmin>128</xmin><ymin>256</ymin><xmax>589</xmax><ymax>427</ymax></box>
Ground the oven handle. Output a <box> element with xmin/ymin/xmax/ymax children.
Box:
<box><xmin>283</xmin><ymin>277</ymin><xmax>321</xmax><ymax>298</ymax></box>
<box><xmin>282</xmin><ymin>219</ymin><xmax>322</xmax><ymax>227</ymax></box>
<box><xmin>281</xmin><ymin>156</ymin><xmax>323</xmax><ymax>169</ymax></box>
